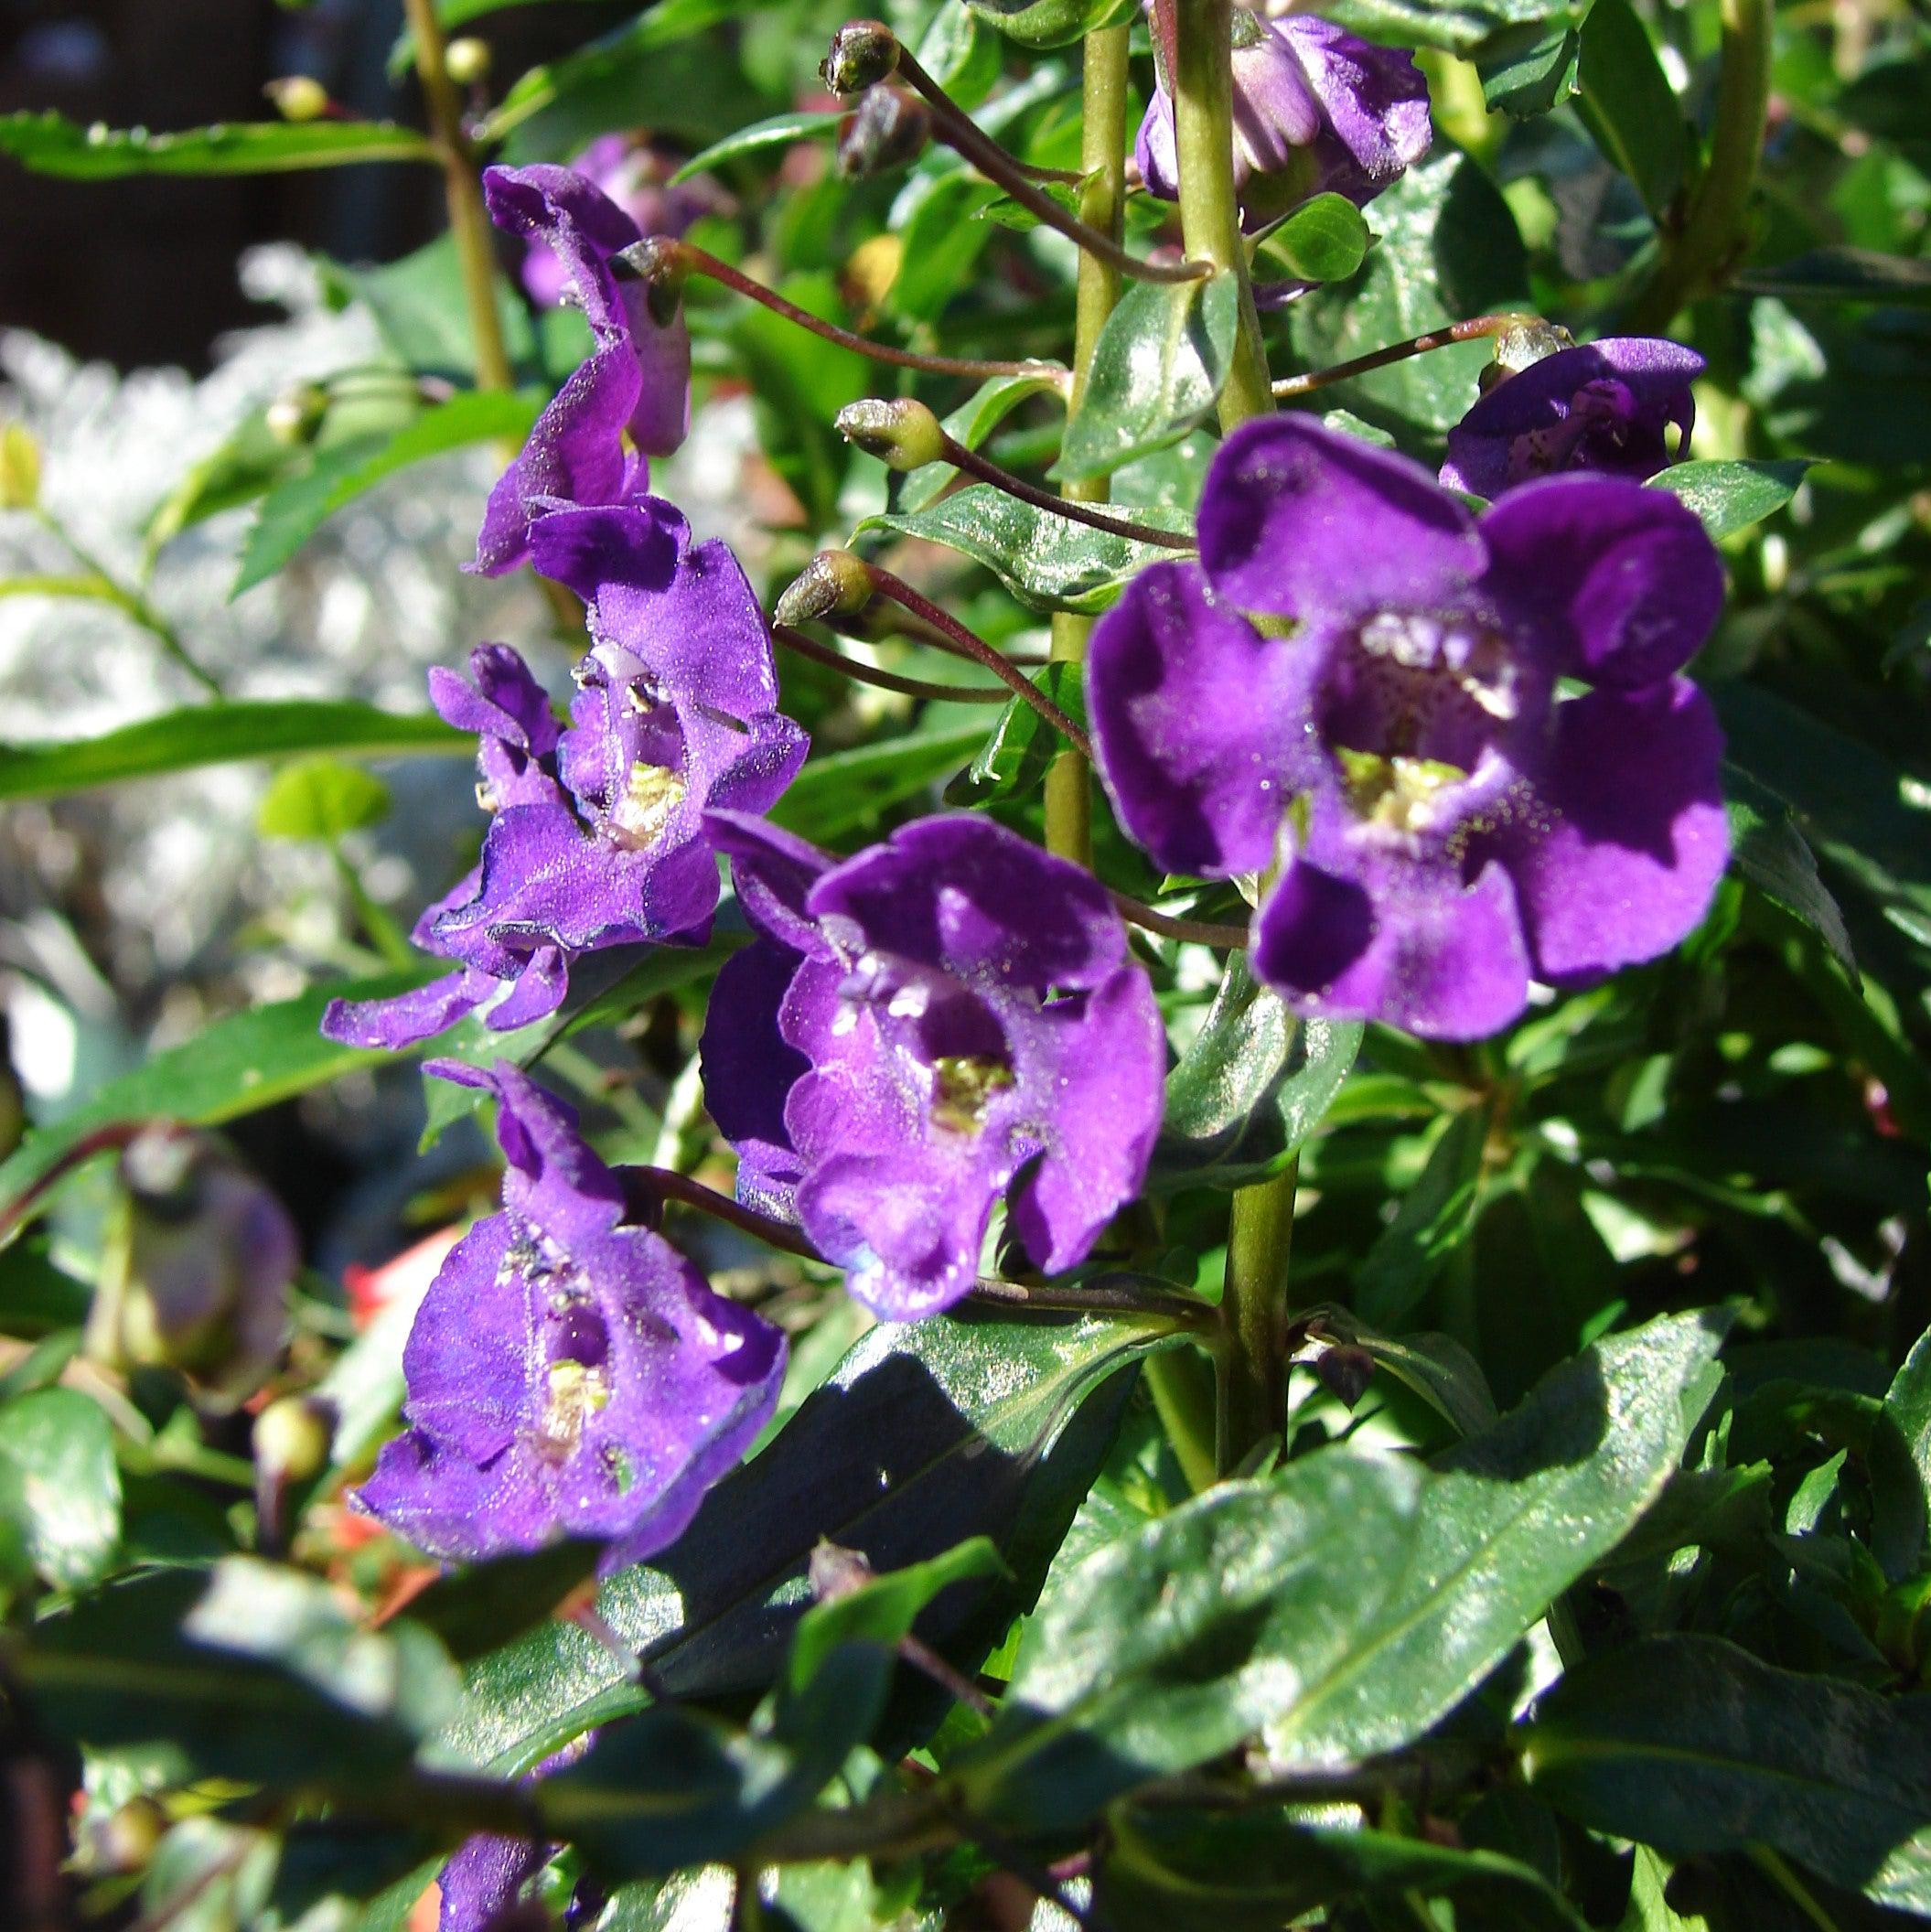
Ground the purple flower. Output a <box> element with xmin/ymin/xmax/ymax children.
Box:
<box><xmin>476</xmin><ymin>162</ymin><xmax>692</xmax><ymax>576</ymax></box>
<box><xmin>698</xmin><ymin>814</ymin><xmax>1166</xmax><ymax>1319</ymax></box>
<box><xmin>520</xmin><ymin>136</ymin><xmax>711</xmax><ymax>308</ymax></box>
<box><xmin>1137</xmin><ymin>5</ymin><xmax>1431</xmax><ymax>230</ymax></box>
<box><xmin>1442</xmin><ymin>337</ymin><xmax>1704</xmax><ymax>499</ymax></box>
<box><xmin>324</xmin><ymin>511</ymin><xmax>807</xmax><ymax>1053</ymax></box>
<box><xmin>1087</xmin><ymin>417</ymin><xmax>1730</xmax><ymax>1040</ymax></box>
<box><xmin>354</xmin><ymin>1062</ymin><xmax>785</xmax><ymax>1568</ymax></box>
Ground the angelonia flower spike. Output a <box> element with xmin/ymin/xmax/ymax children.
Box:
<box><xmin>699</xmin><ymin>811</ymin><xmax>1167</xmax><ymax>1319</ymax></box>
<box><xmin>1137</xmin><ymin>0</ymin><xmax>1432</xmax><ymax>229</ymax></box>
<box><xmin>353</xmin><ymin>1060</ymin><xmax>785</xmax><ymax>1568</ymax></box>
<box><xmin>1088</xmin><ymin>416</ymin><xmax>1731</xmax><ymax>1040</ymax></box>
<box><xmin>1443</xmin><ymin>336</ymin><xmax>1706</xmax><ymax>498</ymax></box>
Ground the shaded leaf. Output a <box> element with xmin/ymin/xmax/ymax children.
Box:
<box><xmin>1737</xmin><ymin>248</ymin><xmax>1931</xmax><ymax>307</ymax></box>
<box><xmin>1725</xmin><ymin>766</ymin><xmax>1858</xmax><ymax>982</ymax></box>
<box><xmin>1322</xmin><ymin>0</ymin><xmax>1583</xmax><ymax>57</ymax></box>
<box><xmin>769</xmin><ymin>719</ymin><xmax>992</xmax><ymax>843</ymax></box>
<box><xmin>1871</xmin><ymin>1326</ymin><xmax>1931</xmax><ymax>1581</ymax></box>
<box><xmin>0</xmin><ymin>111</ymin><xmax>434</xmax><ymax>177</ymax></box>
<box><xmin>1478</xmin><ymin>23</ymin><xmax>1582</xmax><ymax>117</ymax></box>
<box><xmin>0</xmin><ymin>1389</ymin><xmax>120</xmax><ymax>1589</ymax></box>
<box><xmin>1574</xmin><ymin>0</ymin><xmax>1690</xmax><ymax>219</ymax></box>
<box><xmin>1354</xmin><ymin>1106</ymin><xmax>1488</xmax><ymax>1328</ymax></box>
<box><xmin>963</xmin><ymin>0</ymin><xmax>1141</xmax><ymax>51</ymax></box>
<box><xmin>943</xmin><ymin>664</ymin><xmax>1086</xmax><ymax>807</ymax></box>
<box><xmin>1649</xmin><ymin>459</ymin><xmax>1809</xmax><ymax>541</ymax></box>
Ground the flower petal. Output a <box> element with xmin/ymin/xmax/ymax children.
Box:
<box><xmin>320</xmin><ymin>968</ymin><xmax>487</xmax><ymax>1050</ymax></box>
<box><xmin>1088</xmin><ymin>560</ymin><xmax>1316</xmax><ymax>877</ymax></box>
<box><xmin>1498</xmin><ymin>681</ymin><xmax>1727</xmax><ymax>982</ymax></box>
<box><xmin>1478</xmin><ymin>473</ymin><xmax>1723</xmax><ymax>688</ymax></box>
<box><xmin>1200</xmin><ymin>415</ymin><xmax>1484</xmax><ymax>618</ymax></box>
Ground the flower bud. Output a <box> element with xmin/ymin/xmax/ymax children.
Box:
<box><xmin>1311</xmin><ymin>1341</ymin><xmax>1375</xmax><ymax>1409</ymax></box>
<box><xmin>821</xmin><ymin>19</ymin><xmax>899</xmax><ymax>96</ymax></box>
<box><xmin>612</xmin><ymin>236</ymin><xmax>689</xmax><ymax>329</ymax></box>
<box><xmin>1477</xmin><ymin>317</ymin><xmax>1575</xmax><ymax>395</ymax></box>
<box><xmin>809</xmin><ymin>1539</ymin><xmax>875</xmax><ymax>1603</ymax></box>
<box><xmin>445</xmin><ymin>37</ymin><xmax>493</xmax><ymax>85</ymax></box>
<box><xmin>263</xmin><ymin>75</ymin><xmax>331</xmax><ymax>123</ymax></box>
<box><xmin>0</xmin><ymin>423</ymin><xmax>42</xmax><ymax>511</ymax></box>
<box><xmin>774</xmin><ymin>548</ymin><xmax>875</xmax><ymax>628</ymax></box>
<box><xmin>836</xmin><ymin>84</ymin><xmax>930</xmax><ymax>180</ymax></box>
<box><xmin>253</xmin><ymin>1393</ymin><xmax>336</xmax><ymax>1487</ymax></box>
<box><xmin>92</xmin><ymin>1126</ymin><xmax>298</xmax><ymax>1412</ymax></box>
<box><xmin>264</xmin><ymin>382</ymin><xmax>328</xmax><ymax>447</ymax></box>
<box><xmin>85</xmin><ymin>1796</ymin><xmax>167</xmax><ymax>1876</ymax></box>
<box><xmin>834</xmin><ymin>397</ymin><xmax>945</xmax><ymax>472</ymax></box>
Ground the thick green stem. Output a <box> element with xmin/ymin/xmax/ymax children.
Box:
<box><xmin>404</xmin><ymin>0</ymin><xmax>514</xmax><ymax>395</ymax></box>
<box><xmin>1170</xmin><ymin>0</ymin><xmax>1296</xmax><ymax>1472</ymax></box>
<box><xmin>1628</xmin><ymin>0</ymin><xmax>1772</xmax><ymax>331</ymax></box>
<box><xmin>1045</xmin><ymin>24</ymin><xmax>1132</xmax><ymax>870</ymax></box>
<box><xmin>1170</xmin><ymin>0</ymin><xmax>1273</xmax><ymax>430</ymax></box>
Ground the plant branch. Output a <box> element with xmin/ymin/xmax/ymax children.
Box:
<box><xmin>34</xmin><ymin>511</ymin><xmax>220</xmax><ymax>696</ymax></box>
<box><xmin>966</xmin><ymin>1274</ymin><xmax>1208</xmax><ymax>1326</ymax></box>
<box><xmin>941</xmin><ymin>434</ymin><xmax>1196</xmax><ymax>550</ymax></box>
<box><xmin>617</xmin><ymin>1165</ymin><xmax>824</xmax><ymax>1261</ymax></box>
<box><xmin>1110</xmin><ymin>891</ymin><xmax>1249</xmax><ymax>949</ymax></box>
<box><xmin>1270</xmin><ymin>313</ymin><xmax>1545</xmax><ymax>398</ymax></box>
<box><xmin>772</xmin><ymin>623</ymin><xmax>1009</xmax><ymax>703</ymax></box>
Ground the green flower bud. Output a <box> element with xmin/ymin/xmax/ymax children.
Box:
<box><xmin>445</xmin><ymin>37</ymin><xmax>493</xmax><ymax>85</ymax></box>
<box><xmin>834</xmin><ymin>397</ymin><xmax>945</xmax><ymax>471</ymax></box>
<box><xmin>0</xmin><ymin>423</ymin><xmax>42</xmax><ymax>511</ymax></box>
<box><xmin>264</xmin><ymin>382</ymin><xmax>328</xmax><ymax>447</ymax></box>
<box><xmin>253</xmin><ymin>1394</ymin><xmax>336</xmax><ymax>1487</ymax></box>
<box><xmin>263</xmin><ymin>75</ymin><xmax>331</xmax><ymax>123</ymax></box>
<box><xmin>773</xmin><ymin>549</ymin><xmax>876</xmax><ymax>628</ymax></box>
<box><xmin>1478</xmin><ymin>318</ymin><xmax>1575</xmax><ymax>395</ymax></box>
<box><xmin>821</xmin><ymin>19</ymin><xmax>899</xmax><ymax>96</ymax></box>
<box><xmin>92</xmin><ymin>1127</ymin><xmax>297</xmax><ymax>1413</ymax></box>
<box><xmin>86</xmin><ymin>1797</ymin><xmax>168</xmax><ymax>1876</ymax></box>
<box><xmin>836</xmin><ymin>84</ymin><xmax>930</xmax><ymax>180</ymax></box>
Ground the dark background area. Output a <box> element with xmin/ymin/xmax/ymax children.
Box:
<box><xmin>0</xmin><ymin>0</ymin><xmax>631</xmax><ymax>371</ymax></box>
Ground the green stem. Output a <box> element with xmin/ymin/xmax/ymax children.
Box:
<box><xmin>1048</xmin><ymin>21</ymin><xmax>1131</xmax><ymax>874</ymax></box>
<box><xmin>1144</xmin><ymin>1349</ymin><xmax>1219</xmax><ymax>1494</ymax></box>
<box><xmin>403</xmin><ymin>0</ymin><xmax>514</xmax><ymax>396</ymax></box>
<box><xmin>1170</xmin><ymin>0</ymin><xmax>1273</xmax><ymax>431</ymax></box>
<box><xmin>1169</xmin><ymin>0</ymin><xmax>1296</xmax><ymax>1472</ymax></box>
<box><xmin>1628</xmin><ymin>0</ymin><xmax>1772</xmax><ymax>331</ymax></box>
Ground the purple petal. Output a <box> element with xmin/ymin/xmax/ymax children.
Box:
<box><xmin>320</xmin><ymin>969</ymin><xmax>487</xmax><ymax>1051</ymax></box>
<box><xmin>701</xmin><ymin>939</ymin><xmax>810</xmax><ymax>1162</ymax></box>
<box><xmin>485</xmin><ymin>945</ymin><xmax>572</xmax><ymax>1031</ymax></box>
<box><xmin>1478</xmin><ymin>474</ymin><xmax>1723</xmax><ymax>688</ymax></box>
<box><xmin>1088</xmin><ymin>560</ymin><xmax>1317</xmax><ymax>877</ymax></box>
<box><xmin>1497</xmin><ymin>681</ymin><xmax>1728</xmax><ymax>984</ymax></box>
<box><xmin>1280</xmin><ymin>16</ymin><xmax>1432</xmax><ymax>208</ymax></box>
<box><xmin>708</xmin><ymin>810</ymin><xmax>836</xmax><ymax>954</ymax></box>
<box><xmin>437</xmin><ymin>1836</ymin><xmax>545</xmax><ymax>1932</ymax></box>
<box><xmin>1135</xmin><ymin>90</ymin><xmax>1179</xmax><ymax>200</ymax></box>
<box><xmin>621</xmin><ymin>292</ymin><xmax>692</xmax><ymax>458</ymax></box>
<box><xmin>429</xmin><ymin>643</ymin><xmax>561</xmax><ymax>760</ymax></box>
<box><xmin>1231</xmin><ymin>24</ymin><xmax>1323</xmax><ymax>177</ymax></box>
<box><xmin>1200</xmin><ymin>415</ymin><xmax>1485</xmax><ymax>618</ymax></box>
<box><xmin>483</xmin><ymin>164</ymin><xmax>640</xmax><ymax>337</ymax></box>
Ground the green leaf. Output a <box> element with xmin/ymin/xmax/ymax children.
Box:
<box><xmin>1477</xmin><ymin>23</ymin><xmax>1582</xmax><ymax>117</ymax></box>
<box><xmin>1354</xmin><ymin>1106</ymin><xmax>1488</xmax><ymax>1328</ymax></box>
<box><xmin>0</xmin><ymin>969</ymin><xmax>433</xmax><ymax>1214</ymax></box>
<box><xmin>1322</xmin><ymin>0</ymin><xmax>1582</xmax><ymax>56</ymax></box>
<box><xmin>256</xmin><ymin>757</ymin><xmax>392</xmax><ymax>842</ymax></box>
<box><xmin>1150</xmin><ymin>956</ymin><xmax>1361</xmax><ymax>1193</ymax></box>
<box><xmin>1573</xmin><ymin>0</ymin><xmax>1690</xmax><ymax>219</ymax></box>
<box><xmin>962</xmin><ymin>0</ymin><xmax>1140</xmax><ymax>51</ymax></box>
<box><xmin>1737</xmin><ymin>247</ymin><xmax>1931</xmax><ymax>306</ymax></box>
<box><xmin>1251</xmin><ymin>194</ymin><xmax>1373</xmax><ymax>284</ymax></box>
<box><xmin>232</xmin><ymin>391</ymin><xmax>542</xmax><ymax>596</ymax></box>
<box><xmin>405</xmin><ymin>1543</ymin><xmax>605</xmax><ymax>1666</ymax></box>
<box><xmin>1871</xmin><ymin>1326</ymin><xmax>1931</xmax><ymax>1581</ymax></box>
<box><xmin>0</xmin><ymin>111</ymin><xmax>434</xmax><ymax>177</ymax></box>
<box><xmin>441</xmin><ymin>1313</ymin><xmax>1152</xmax><ymax>1777</ymax></box>
<box><xmin>1649</xmin><ymin>459</ymin><xmax>1809</xmax><ymax>541</ymax></box>
<box><xmin>1100</xmin><ymin>1810</ymin><xmax>1589</xmax><ymax>1932</ymax></box>
<box><xmin>1524</xmin><ymin>1634</ymin><xmax>1931</xmax><ymax>1914</ymax></box>
<box><xmin>320</xmin><ymin>235</ymin><xmax>536</xmax><ymax>383</ymax></box>
<box><xmin>1724</xmin><ymin>767</ymin><xmax>1858</xmax><ymax>982</ymax></box>
<box><xmin>670</xmin><ymin>111</ymin><xmax>839</xmax><ymax>184</ymax></box>
<box><xmin>768</xmin><ymin>720</ymin><xmax>992</xmax><ymax>843</ymax></box>
<box><xmin>889</xmin><ymin>174</ymin><xmax>1003</xmax><ymax>323</ymax></box>
<box><xmin>958</xmin><ymin>1453</ymin><xmax>1425</xmax><ymax>1830</ymax></box>
<box><xmin>9</xmin><ymin>1559</ymin><xmax>462</xmax><ymax>1787</ymax></box>
<box><xmin>1054</xmin><ymin>273</ymin><xmax>1240</xmax><ymax>483</ymax></box>
<box><xmin>899</xmin><ymin>370</ymin><xmax>1067</xmax><ymax>516</ymax></box>
<box><xmin>1312</xmin><ymin>1309</ymin><xmax>1500</xmax><ymax>1438</ymax></box>
<box><xmin>943</xmin><ymin>664</ymin><xmax>1086</xmax><ymax>807</ymax></box>
<box><xmin>1262</xmin><ymin>1309</ymin><xmax>1731</xmax><ymax>1768</ymax></box>
<box><xmin>859</xmin><ymin>488</ymin><xmax>1193</xmax><ymax>616</ymax></box>
<box><xmin>787</xmin><ymin>1538</ymin><xmax>1006</xmax><ymax>1691</ymax></box>
<box><xmin>0</xmin><ymin>700</ymin><xmax>465</xmax><ymax>803</ymax></box>
<box><xmin>1290</xmin><ymin>148</ymin><xmax>1529</xmax><ymax>435</ymax></box>
<box><xmin>0</xmin><ymin>1389</ymin><xmax>121</xmax><ymax>1589</ymax></box>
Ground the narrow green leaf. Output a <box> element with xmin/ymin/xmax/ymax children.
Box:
<box><xmin>1054</xmin><ymin>273</ymin><xmax>1240</xmax><ymax>483</ymax></box>
<box><xmin>1724</xmin><ymin>766</ymin><xmax>1858</xmax><ymax>982</ymax></box>
<box><xmin>1573</xmin><ymin>0</ymin><xmax>1690</xmax><ymax>219</ymax></box>
<box><xmin>943</xmin><ymin>664</ymin><xmax>1086</xmax><ymax>807</ymax></box>
<box><xmin>0</xmin><ymin>1389</ymin><xmax>121</xmax><ymax>1589</ymax></box>
<box><xmin>1871</xmin><ymin>1326</ymin><xmax>1931</xmax><ymax>1580</ymax></box>
<box><xmin>1151</xmin><ymin>957</ymin><xmax>1362</xmax><ymax>1193</ymax></box>
<box><xmin>1525</xmin><ymin>1634</ymin><xmax>1931</xmax><ymax>1914</ymax></box>
<box><xmin>768</xmin><ymin>720</ymin><xmax>992</xmax><ymax>843</ymax></box>
<box><xmin>233</xmin><ymin>391</ymin><xmax>542</xmax><ymax>596</ymax></box>
<box><xmin>0</xmin><ymin>701</ymin><xmax>464</xmax><ymax>804</ymax></box>
<box><xmin>670</xmin><ymin>111</ymin><xmax>839</xmax><ymax>184</ymax></box>
<box><xmin>0</xmin><ymin>111</ymin><xmax>434</xmax><ymax>178</ymax></box>
<box><xmin>1252</xmin><ymin>194</ymin><xmax>1372</xmax><ymax>284</ymax></box>
<box><xmin>1737</xmin><ymin>247</ymin><xmax>1931</xmax><ymax>306</ymax></box>
<box><xmin>1262</xmin><ymin>1310</ymin><xmax>1731</xmax><ymax>1767</ymax></box>
<box><xmin>786</xmin><ymin>1538</ymin><xmax>1006</xmax><ymax>1692</ymax></box>
<box><xmin>1322</xmin><ymin>0</ymin><xmax>1583</xmax><ymax>57</ymax></box>
<box><xmin>0</xmin><ymin>970</ymin><xmax>434</xmax><ymax>1213</ymax></box>
<box><xmin>1649</xmin><ymin>459</ymin><xmax>1809</xmax><ymax>541</ymax></box>
<box><xmin>1354</xmin><ymin>1106</ymin><xmax>1487</xmax><ymax>1327</ymax></box>
<box><xmin>860</xmin><ymin>488</ymin><xmax>1193</xmax><ymax>617</ymax></box>
<box><xmin>1313</xmin><ymin>1308</ymin><xmax>1500</xmax><ymax>1438</ymax></box>
<box><xmin>257</xmin><ymin>757</ymin><xmax>392</xmax><ymax>842</ymax></box>
<box><xmin>1477</xmin><ymin>22</ymin><xmax>1582</xmax><ymax>117</ymax></box>
<box><xmin>962</xmin><ymin>0</ymin><xmax>1141</xmax><ymax>51</ymax></box>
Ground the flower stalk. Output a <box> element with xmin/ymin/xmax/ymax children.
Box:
<box><xmin>1271</xmin><ymin>311</ymin><xmax>1549</xmax><ymax>398</ymax></box>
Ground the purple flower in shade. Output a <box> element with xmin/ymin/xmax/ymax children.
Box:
<box><xmin>519</xmin><ymin>135</ymin><xmax>711</xmax><ymax>308</ymax></box>
<box><xmin>1087</xmin><ymin>416</ymin><xmax>1731</xmax><ymax>1041</ymax></box>
<box><xmin>435</xmin><ymin>1738</ymin><xmax>592</xmax><ymax>1932</ymax></box>
<box><xmin>476</xmin><ymin>162</ymin><xmax>692</xmax><ymax>576</ymax></box>
<box><xmin>354</xmin><ymin>1061</ymin><xmax>785</xmax><ymax>1569</ymax></box>
<box><xmin>1137</xmin><ymin>5</ymin><xmax>1431</xmax><ymax>230</ymax></box>
<box><xmin>697</xmin><ymin>813</ymin><xmax>1166</xmax><ymax>1320</ymax></box>
<box><xmin>1441</xmin><ymin>337</ymin><xmax>1705</xmax><ymax>499</ymax></box>
<box><xmin>323</xmin><ymin>510</ymin><xmax>807</xmax><ymax>1053</ymax></box>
